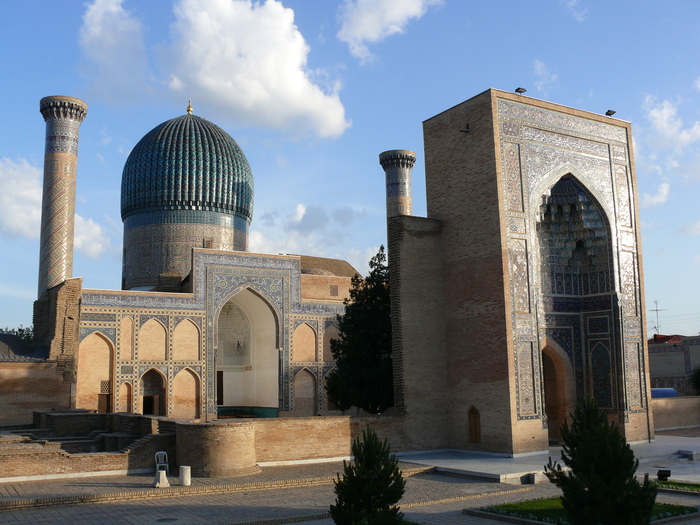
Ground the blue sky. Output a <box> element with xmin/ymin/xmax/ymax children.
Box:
<box><xmin>1</xmin><ymin>0</ymin><xmax>700</xmax><ymax>336</ymax></box>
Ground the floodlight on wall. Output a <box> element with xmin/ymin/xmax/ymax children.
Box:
<box><xmin>515</xmin><ymin>87</ymin><xmax>527</xmax><ymax>94</ymax></box>
<box><xmin>606</xmin><ymin>110</ymin><xmax>616</xmax><ymax>116</ymax></box>
<box><xmin>459</xmin><ymin>123</ymin><xmax>470</xmax><ymax>133</ymax></box>
<box><xmin>657</xmin><ymin>469</ymin><xmax>671</xmax><ymax>481</ymax></box>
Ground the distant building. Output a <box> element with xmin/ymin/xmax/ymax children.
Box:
<box><xmin>648</xmin><ymin>334</ymin><xmax>700</xmax><ymax>395</ymax></box>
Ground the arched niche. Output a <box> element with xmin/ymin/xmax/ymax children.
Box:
<box><xmin>118</xmin><ymin>382</ymin><xmax>133</xmax><ymax>413</ymax></box>
<box><xmin>120</xmin><ymin>316</ymin><xmax>134</xmax><ymax>360</ymax></box>
<box><xmin>467</xmin><ymin>405</ymin><xmax>481</xmax><ymax>444</ymax></box>
<box><xmin>139</xmin><ymin>318</ymin><xmax>167</xmax><ymax>361</ymax></box>
<box><xmin>322</xmin><ymin>325</ymin><xmax>340</xmax><ymax>362</ymax></box>
<box><xmin>293</xmin><ymin>368</ymin><xmax>317</xmax><ymax>416</ymax></box>
<box><xmin>292</xmin><ymin>323</ymin><xmax>316</xmax><ymax>362</ymax></box>
<box><xmin>216</xmin><ymin>288</ymin><xmax>279</xmax><ymax>411</ymax></box>
<box><xmin>76</xmin><ymin>332</ymin><xmax>114</xmax><ymax>412</ymax></box>
<box><xmin>140</xmin><ymin>368</ymin><xmax>166</xmax><ymax>416</ymax></box>
<box><xmin>173</xmin><ymin>319</ymin><xmax>200</xmax><ymax>361</ymax></box>
<box><xmin>172</xmin><ymin>368</ymin><xmax>201</xmax><ymax>419</ymax></box>
<box><xmin>536</xmin><ymin>175</ymin><xmax>618</xmax><ymax>410</ymax></box>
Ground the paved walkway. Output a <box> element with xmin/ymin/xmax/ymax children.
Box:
<box><xmin>3</xmin><ymin>432</ymin><xmax>700</xmax><ymax>524</ymax></box>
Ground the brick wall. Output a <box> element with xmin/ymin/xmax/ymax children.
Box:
<box><xmin>0</xmin><ymin>363</ymin><xmax>71</xmax><ymax>426</ymax></box>
<box><xmin>388</xmin><ymin>216</ymin><xmax>450</xmax><ymax>451</ymax></box>
<box><xmin>422</xmin><ymin>91</ymin><xmax>521</xmax><ymax>453</ymax></box>
<box><xmin>0</xmin><ymin>433</ymin><xmax>175</xmax><ymax>480</ymax></box>
<box><xmin>300</xmin><ymin>274</ymin><xmax>352</xmax><ymax>302</ymax></box>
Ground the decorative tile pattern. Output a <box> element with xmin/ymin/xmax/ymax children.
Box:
<box><xmin>79</xmin><ymin>327</ymin><xmax>116</xmax><ymax>344</ymax></box>
<box><xmin>508</xmin><ymin>217</ymin><xmax>526</xmax><ymax>234</ymax></box>
<box><xmin>498</xmin><ymin>96</ymin><xmax>647</xmax><ymax>423</ymax></box>
<box><xmin>523</xmin><ymin>126</ymin><xmax>610</xmax><ymax>157</ymax></box>
<box><xmin>620</xmin><ymin>251</ymin><xmax>638</xmax><ymax>316</ymax></box>
<box><xmin>82</xmin><ymin>312</ymin><xmax>117</xmax><ymax>322</ymax></box>
<box><xmin>503</xmin><ymin>142</ymin><xmax>524</xmax><ymax>212</ymax></box>
<box><xmin>587</xmin><ymin>316</ymin><xmax>609</xmax><ymax>335</ymax></box>
<box><xmin>508</xmin><ymin>239</ymin><xmax>530</xmax><ymax>313</ymax></box>
<box><xmin>498</xmin><ymin>99</ymin><xmax>628</xmax><ymax>143</ymax></box>
<box><xmin>516</xmin><ymin>341</ymin><xmax>538</xmax><ymax>416</ymax></box>
<box><xmin>625</xmin><ymin>342</ymin><xmax>643</xmax><ymax>409</ymax></box>
<box><xmin>614</xmin><ymin>165</ymin><xmax>632</xmax><ymax>228</ymax></box>
<box><xmin>590</xmin><ymin>341</ymin><xmax>613</xmax><ymax>408</ymax></box>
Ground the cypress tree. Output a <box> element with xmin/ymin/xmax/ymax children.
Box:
<box><xmin>330</xmin><ymin>427</ymin><xmax>406</xmax><ymax>525</ymax></box>
<box><xmin>325</xmin><ymin>246</ymin><xmax>393</xmax><ymax>414</ymax></box>
<box><xmin>544</xmin><ymin>398</ymin><xmax>657</xmax><ymax>525</ymax></box>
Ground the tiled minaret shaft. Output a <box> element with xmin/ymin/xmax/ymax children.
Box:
<box><xmin>38</xmin><ymin>96</ymin><xmax>88</xmax><ymax>298</ymax></box>
<box><xmin>379</xmin><ymin>150</ymin><xmax>416</xmax><ymax>218</ymax></box>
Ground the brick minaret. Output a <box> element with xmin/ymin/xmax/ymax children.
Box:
<box><xmin>379</xmin><ymin>150</ymin><xmax>415</xmax><ymax>218</ymax></box>
<box><xmin>38</xmin><ymin>96</ymin><xmax>88</xmax><ymax>298</ymax></box>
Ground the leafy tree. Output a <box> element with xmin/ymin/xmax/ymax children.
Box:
<box><xmin>544</xmin><ymin>398</ymin><xmax>657</xmax><ymax>525</ymax></box>
<box><xmin>325</xmin><ymin>246</ymin><xmax>392</xmax><ymax>414</ymax></box>
<box><xmin>691</xmin><ymin>365</ymin><xmax>700</xmax><ymax>395</ymax></box>
<box><xmin>0</xmin><ymin>325</ymin><xmax>34</xmax><ymax>345</ymax></box>
<box><xmin>330</xmin><ymin>427</ymin><xmax>406</xmax><ymax>525</ymax></box>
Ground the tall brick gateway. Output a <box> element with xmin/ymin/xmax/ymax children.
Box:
<box><xmin>387</xmin><ymin>89</ymin><xmax>652</xmax><ymax>455</ymax></box>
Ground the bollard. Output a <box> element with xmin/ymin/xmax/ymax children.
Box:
<box><xmin>154</xmin><ymin>469</ymin><xmax>170</xmax><ymax>488</ymax></box>
<box><xmin>180</xmin><ymin>465</ymin><xmax>191</xmax><ymax>486</ymax></box>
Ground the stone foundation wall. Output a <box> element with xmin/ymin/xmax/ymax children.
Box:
<box><xmin>0</xmin><ymin>433</ymin><xmax>174</xmax><ymax>480</ymax></box>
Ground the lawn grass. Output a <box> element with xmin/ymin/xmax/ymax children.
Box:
<box><xmin>657</xmin><ymin>479</ymin><xmax>700</xmax><ymax>492</ymax></box>
<box><xmin>484</xmin><ymin>497</ymin><xmax>697</xmax><ymax>524</ymax></box>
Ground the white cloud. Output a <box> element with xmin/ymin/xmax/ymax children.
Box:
<box><xmin>79</xmin><ymin>0</ymin><xmax>150</xmax><ymax>100</ymax></box>
<box><xmin>695</xmin><ymin>77</ymin><xmax>700</xmax><ymax>92</ymax></box>
<box><xmin>641</xmin><ymin>182</ymin><xmax>670</xmax><ymax>208</ymax></box>
<box><xmin>0</xmin><ymin>158</ymin><xmax>42</xmax><ymax>239</ymax></box>
<box><xmin>79</xmin><ymin>0</ymin><xmax>347</xmax><ymax>138</ymax></box>
<box><xmin>337</xmin><ymin>0</ymin><xmax>441</xmax><ymax>63</ymax></box>
<box><xmin>643</xmin><ymin>96</ymin><xmax>700</xmax><ymax>152</ymax></box>
<box><xmin>249</xmin><ymin>202</ymin><xmax>370</xmax><ymax>271</ymax></box>
<box><xmin>285</xmin><ymin>204</ymin><xmax>330</xmax><ymax>236</ymax></box>
<box><xmin>0</xmin><ymin>159</ymin><xmax>112</xmax><ymax>259</ymax></box>
<box><xmin>167</xmin><ymin>0</ymin><xmax>349</xmax><ymax>138</ymax></box>
<box><xmin>74</xmin><ymin>215</ymin><xmax>111</xmax><ymax>259</ymax></box>
<box><xmin>685</xmin><ymin>221</ymin><xmax>700</xmax><ymax>235</ymax></box>
<box><xmin>533</xmin><ymin>60</ymin><xmax>559</xmax><ymax>96</ymax></box>
<box><xmin>561</xmin><ymin>0</ymin><xmax>587</xmax><ymax>22</ymax></box>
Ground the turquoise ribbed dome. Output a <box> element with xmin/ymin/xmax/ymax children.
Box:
<box><xmin>120</xmin><ymin>114</ymin><xmax>253</xmax><ymax>222</ymax></box>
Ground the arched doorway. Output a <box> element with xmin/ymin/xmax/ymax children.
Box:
<box><xmin>216</xmin><ymin>288</ymin><xmax>279</xmax><ymax>415</ymax></box>
<box><xmin>541</xmin><ymin>344</ymin><xmax>573</xmax><ymax>443</ymax></box>
<box><xmin>140</xmin><ymin>369</ymin><xmax>166</xmax><ymax>416</ymax></box>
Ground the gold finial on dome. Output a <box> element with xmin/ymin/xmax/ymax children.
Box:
<box><xmin>187</xmin><ymin>99</ymin><xmax>193</xmax><ymax>115</ymax></box>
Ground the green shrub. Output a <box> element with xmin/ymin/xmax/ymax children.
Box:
<box><xmin>330</xmin><ymin>427</ymin><xmax>405</xmax><ymax>525</ymax></box>
<box><xmin>544</xmin><ymin>398</ymin><xmax>657</xmax><ymax>525</ymax></box>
